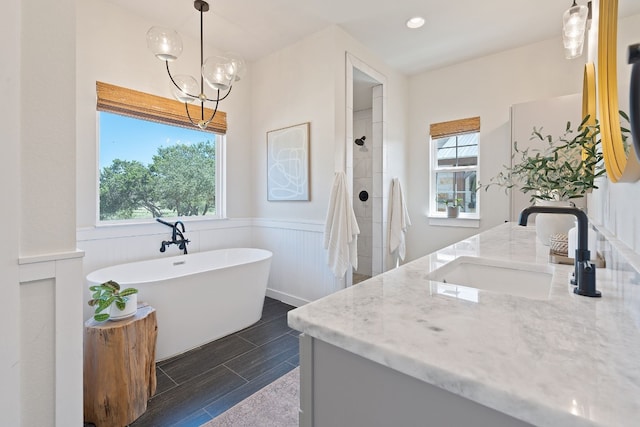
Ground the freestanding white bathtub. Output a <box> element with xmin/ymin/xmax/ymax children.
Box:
<box><xmin>86</xmin><ymin>248</ymin><xmax>273</xmax><ymax>360</ymax></box>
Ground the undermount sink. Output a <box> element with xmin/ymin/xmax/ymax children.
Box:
<box><xmin>426</xmin><ymin>257</ymin><xmax>554</xmax><ymax>300</ymax></box>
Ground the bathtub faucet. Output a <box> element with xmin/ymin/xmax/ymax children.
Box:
<box><xmin>518</xmin><ymin>205</ymin><xmax>600</xmax><ymax>298</ymax></box>
<box><xmin>156</xmin><ymin>218</ymin><xmax>190</xmax><ymax>254</ymax></box>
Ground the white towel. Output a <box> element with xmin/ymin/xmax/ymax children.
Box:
<box><xmin>388</xmin><ymin>177</ymin><xmax>411</xmax><ymax>261</ymax></box>
<box><xmin>324</xmin><ymin>172</ymin><xmax>360</xmax><ymax>277</ymax></box>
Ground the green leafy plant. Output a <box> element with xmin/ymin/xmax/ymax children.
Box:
<box><xmin>437</xmin><ymin>197</ymin><xmax>463</xmax><ymax>207</ymax></box>
<box><xmin>445</xmin><ymin>198</ymin><xmax>464</xmax><ymax>208</ymax></box>
<box><xmin>88</xmin><ymin>280</ymin><xmax>138</xmax><ymax>322</ymax></box>
<box><xmin>478</xmin><ymin>115</ymin><xmax>613</xmax><ymax>203</ymax></box>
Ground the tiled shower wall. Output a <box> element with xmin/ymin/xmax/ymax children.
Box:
<box><xmin>353</xmin><ymin>109</ymin><xmax>373</xmax><ymax>276</ymax></box>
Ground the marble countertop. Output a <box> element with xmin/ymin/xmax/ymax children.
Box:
<box><xmin>288</xmin><ymin>223</ymin><xmax>640</xmax><ymax>427</ymax></box>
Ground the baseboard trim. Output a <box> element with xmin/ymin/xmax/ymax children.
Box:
<box><xmin>266</xmin><ymin>288</ymin><xmax>310</xmax><ymax>308</ymax></box>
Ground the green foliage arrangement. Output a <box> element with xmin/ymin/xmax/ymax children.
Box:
<box><xmin>479</xmin><ymin>115</ymin><xmax>609</xmax><ymax>203</ymax></box>
<box><xmin>88</xmin><ymin>280</ymin><xmax>138</xmax><ymax>322</ymax></box>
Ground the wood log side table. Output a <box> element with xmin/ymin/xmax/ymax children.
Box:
<box><xmin>84</xmin><ymin>304</ymin><xmax>158</xmax><ymax>427</ymax></box>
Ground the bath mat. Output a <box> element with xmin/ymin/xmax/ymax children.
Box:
<box><xmin>200</xmin><ymin>367</ymin><xmax>299</xmax><ymax>427</ymax></box>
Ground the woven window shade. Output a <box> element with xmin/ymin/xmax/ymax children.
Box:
<box><xmin>430</xmin><ymin>116</ymin><xmax>480</xmax><ymax>139</ymax></box>
<box><xmin>96</xmin><ymin>81</ymin><xmax>227</xmax><ymax>134</ymax></box>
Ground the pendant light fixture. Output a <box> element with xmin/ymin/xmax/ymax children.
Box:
<box><xmin>562</xmin><ymin>1</ymin><xmax>589</xmax><ymax>59</ymax></box>
<box><xmin>146</xmin><ymin>0</ymin><xmax>245</xmax><ymax>130</ymax></box>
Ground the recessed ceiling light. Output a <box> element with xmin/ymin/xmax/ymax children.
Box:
<box><xmin>406</xmin><ymin>16</ymin><xmax>425</xmax><ymax>29</ymax></box>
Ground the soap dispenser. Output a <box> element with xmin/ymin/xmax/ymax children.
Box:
<box><xmin>567</xmin><ymin>220</ymin><xmax>596</xmax><ymax>260</ymax></box>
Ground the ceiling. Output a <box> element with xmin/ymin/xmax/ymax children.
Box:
<box><xmin>107</xmin><ymin>0</ymin><xmax>640</xmax><ymax>76</ymax></box>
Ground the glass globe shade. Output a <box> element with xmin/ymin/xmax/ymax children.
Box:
<box><xmin>224</xmin><ymin>52</ymin><xmax>246</xmax><ymax>82</ymax></box>
<box><xmin>202</xmin><ymin>56</ymin><xmax>233</xmax><ymax>91</ymax></box>
<box><xmin>146</xmin><ymin>27</ymin><xmax>183</xmax><ymax>61</ymax></box>
<box><xmin>171</xmin><ymin>75</ymin><xmax>199</xmax><ymax>103</ymax></box>
<box><xmin>562</xmin><ymin>5</ymin><xmax>588</xmax><ymax>38</ymax></box>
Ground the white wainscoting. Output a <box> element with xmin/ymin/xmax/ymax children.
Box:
<box><xmin>252</xmin><ymin>219</ymin><xmax>343</xmax><ymax>306</ymax></box>
<box><xmin>18</xmin><ymin>250</ymin><xmax>85</xmax><ymax>427</ymax></box>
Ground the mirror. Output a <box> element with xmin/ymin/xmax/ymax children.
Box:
<box><xmin>582</xmin><ymin>63</ymin><xmax>597</xmax><ymax>164</ymax></box>
<box><xmin>597</xmin><ymin>0</ymin><xmax>640</xmax><ymax>182</ymax></box>
<box><xmin>583</xmin><ymin>62</ymin><xmax>596</xmax><ymax>127</ymax></box>
<box><xmin>630</xmin><ymin>44</ymin><xmax>640</xmax><ymax>159</ymax></box>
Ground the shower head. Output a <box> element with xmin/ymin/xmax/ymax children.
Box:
<box><xmin>355</xmin><ymin>136</ymin><xmax>366</xmax><ymax>146</ymax></box>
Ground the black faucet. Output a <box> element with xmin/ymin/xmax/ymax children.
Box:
<box><xmin>518</xmin><ymin>206</ymin><xmax>600</xmax><ymax>298</ymax></box>
<box><xmin>156</xmin><ymin>218</ymin><xmax>190</xmax><ymax>254</ymax></box>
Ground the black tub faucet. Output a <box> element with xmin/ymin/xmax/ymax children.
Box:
<box><xmin>156</xmin><ymin>218</ymin><xmax>190</xmax><ymax>254</ymax></box>
<box><xmin>518</xmin><ymin>206</ymin><xmax>600</xmax><ymax>298</ymax></box>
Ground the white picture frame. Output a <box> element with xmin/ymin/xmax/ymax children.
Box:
<box><xmin>267</xmin><ymin>122</ymin><xmax>310</xmax><ymax>201</ymax></box>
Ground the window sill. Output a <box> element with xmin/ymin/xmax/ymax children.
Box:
<box><xmin>76</xmin><ymin>217</ymin><xmax>248</xmax><ymax>241</ymax></box>
<box><xmin>427</xmin><ymin>214</ymin><xmax>480</xmax><ymax>228</ymax></box>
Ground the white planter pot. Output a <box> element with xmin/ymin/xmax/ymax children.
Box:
<box><xmin>534</xmin><ymin>200</ymin><xmax>576</xmax><ymax>246</ymax></box>
<box><xmin>446</xmin><ymin>206</ymin><xmax>460</xmax><ymax>218</ymax></box>
<box><xmin>109</xmin><ymin>293</ymin><xmax>138</xmax><ymax>321</ymax></box>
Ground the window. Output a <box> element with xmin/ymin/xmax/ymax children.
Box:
<box><xmin>96</xmin><ymin>82</ymin><xmax>226</xmax><ymax>222</ymax></box>
<box><xmin>430</xmin><ymin>117</ymin><xmax>480</xmax><ymax>218</ymax></box>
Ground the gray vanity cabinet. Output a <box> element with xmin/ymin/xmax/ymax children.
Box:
<box><xmin>298</xmin><ymin>334</ymin><xmax>534</xmax><ymax>427</ymax></box>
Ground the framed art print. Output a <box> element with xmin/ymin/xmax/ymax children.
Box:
<box><xmin>267</xmin><ymin>122</ymin><xmax>310</xmax><ymax>201</ymax></box>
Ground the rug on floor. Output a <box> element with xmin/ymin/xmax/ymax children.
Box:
<box><xmin>201</xmin><ymin>367</ymin><xmax>299</xmax><ymax>427</ymax></box>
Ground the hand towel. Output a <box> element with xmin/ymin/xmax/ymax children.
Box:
<box><xmin>388</xmin><ymin>177</ymin><xmax>411</xmax><ymax>261</ymax></box>
<box><xmin>324</xmin><ymin>172</ymin><xmax>360</xmax><ymax>277</ymax></box>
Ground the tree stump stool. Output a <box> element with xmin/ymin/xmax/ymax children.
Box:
<box><xmin>84</xmin><ymin>304</ymin><xmax>158</xmax><ymax>427</ymax></box>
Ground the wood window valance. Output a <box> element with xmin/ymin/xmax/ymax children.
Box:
<box><xmin>96</xmin><ymin>81</ymin><xmax>227</xmax><ymax>134</ymax></box>
<box><xmin>430</xmin><ymin>116</ymin><xmax>480</xmax><ymax>139</ymax></box>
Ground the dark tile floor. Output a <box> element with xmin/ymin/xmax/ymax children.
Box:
<box><xmin>87</xmin><ymin>297</ymin><xmax>299</xmax><ymax>427</ymax></box>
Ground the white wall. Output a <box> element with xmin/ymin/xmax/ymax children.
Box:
<box><xmin>406</xmin><ymin>37</ymin><xmax>585</xmax><ymax>261</ymax></box>
<box><xmin>589</xmin><ymin>13</ymin><xmax>640</xmax><ymax>252</ymax></box>
<box><xmin>251</xmin><ymin>27</ymin><xmax>338</xmax><ymax>221</ymax></box>
<box><xmin>1</xmin><ymin>0</ymin><xmax>22</xmax><ymax>424</ymax></box>
<box><xmin>250</xmin><ymin>27</ymin><xmax>348</xmax><ymax>300</ymax></box>
<box><xmin>1</xmin><ymin>0</ymin><xmax>84</xmax><ymax>425</ymax></box>
<box><xmin>21</xmin><ymin>2</ymin><xmax>77</xmax><ymax>255</ymax></box>
<box><xmin>251</xmin><ymin>26</ymin><xmax>408</xmax><ymax>222</ymax></box>
<box><xmin>250</xmin><ymin>26</ymin><xmax>408</xmax><ymax>301</ymax></box>
<box><xmin>22</xmin><ymin>0</ymin><xmax>84</xmax><ymax>420</ymax></box>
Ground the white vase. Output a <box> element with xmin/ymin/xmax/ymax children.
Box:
<box><xmin>109</xmin><ymin>293</ymin><xmax>138</xmax><ymax>321</ymax></box>
<box><xmin>534</xmin><ymin>200</ymin><xmax>576</xmax><ymax>246</ymax></box>
<box><xmin>567</xmin><ymin>222</ymin><xmax>597</xmax><ymax>259</ymax></box>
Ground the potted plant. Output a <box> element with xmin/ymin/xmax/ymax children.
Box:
<box><xmin>88</xmin><ymin>280</ymin><xmax>138</xmax><ymax>322</ymax></box>
<box><xmin>478</xmin><ymin>115</ymin><xmax>612</xmax><ymax>243</ymax></box>
<box><xmin>445</xmin><ymin>198</ymin><xmax>464</xmax><ymax>218</ymax></box>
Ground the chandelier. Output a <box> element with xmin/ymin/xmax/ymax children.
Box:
<box><xmin>146</xmin><ymin>0</ymin><xmax>245</xmax><ymax>130</ymax></box>
<box><xmin>562</xmin><ymin>1</ymin><xmax>589</xmax><ymax>59</ymax></box>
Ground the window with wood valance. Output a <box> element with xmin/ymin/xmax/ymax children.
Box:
<box><xmin>429</xmin><ymin>116</ymin><xmax>481</xmax><ymax>220</ymax></box>
<box><xmin>96</xmin><ymin>81</ymin><xmax>227</xmax><ymax>134</ymax></box>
